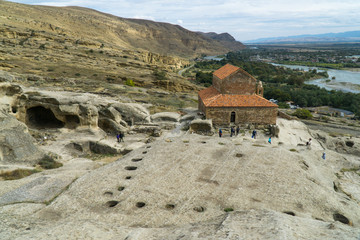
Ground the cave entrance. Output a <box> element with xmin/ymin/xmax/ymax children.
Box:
<box><xmin>26</xmin><ymin>106</ymin><xmax>64</xmax><ymax>129</ymax></box>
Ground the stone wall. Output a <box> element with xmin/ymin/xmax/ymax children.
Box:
<box><xmin>205</xmin><ymin>107</ymin><xmax>278</xmax><ymax>125</ymax></box>
<box><xmin>198</xmin><ymin>95</ymin><xmax>206</xmax><ymax>113</ymax></box>
<box><xmin>213</xmin><ymin>70</ymin><xmax>257</xmax><ymax>95</ymax></box>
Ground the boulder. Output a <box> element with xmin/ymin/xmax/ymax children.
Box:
<box><xmin>89</xmin><ymin>141</ymin><xmax>120</xmax><ymax>154</ymax></box>
<box><xmin>189</xmin><ymin>119</ymin><xmax>213</xmax><ymax>134</ymax></box>
<box><xmin>180</xmin><ymin>114</ymin><xmax>196</xmax><ymax>123</ymax></box>
<box><xmin>112</xmin><ymin>103</ymin><xmax>150</xmax><ymax>125</ymax></box>
<box><xmin>0</xmin><ymin>110</ymin><xmax>46</xmax><ymax>165</ymax></box>
<box><xmin>98</xmin><ymin>118</ymin><xmax>127</xmax><ymax>135</ymax></box>
<box><xmin>151</xmin><ymin>112</ymin><xmax>180</xmax><ymax>123</ymax></box>
<box><xmin>0</xmin><ymin>176</ymin><xmax>74</xmax><ymax>206</ymax></box>
<box><xmin>269</xmin><ymin>125</ymin><xmax>280</xmax><ymax>137</ymax></box>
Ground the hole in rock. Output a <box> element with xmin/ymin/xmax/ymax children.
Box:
<box><xmin>201</xmin><ymin>141</ymin><xmax>206</xmax><ymax>144</ymax></box>
<box><xmin>118</xmin><ymin>186</ymin><xmax>125</xmax><ymax>191</ymax></box>
<box><xmin>11</xmin><ymin>106</ymin><xmax>17</xmax><ymax>113</ymax></box>
<box><xmin>26</xmin><ymin>106</ymin><xmax>64</xmax><ymax>129</ymax></box>
<box><xmin>125</xmin><ymin>176</ymin><xmax>132</xmax><ymax>180</ymax></box>
<box><xmin>136</xmin><ymin>202</ymin><xmax>146</xmax><ymax>208</ymax></box>
<box><xmin>235</xmin><ymin>153</ymin><xmax>244</xmax><ymax>158</ymax></box>
<box><xmin>193</xmin><ymin>206</ymin><xmax>205</xmax><ymax>212</ymax></box>
<box><xmin>283</xmin><ymin>211</ymin><xmax>295</xmax><ymax>216</ymax></box>
<box><xmin>146</xmin><ymin>146</ymin><xmax>151</xmax><ymax>148</ymax></box>
<box><xmin>106</xmin><ymin>200</ymin><xmax>119</xmax><ymax>208</ymax></box>
<box><xmin>142</xmin><ymin>151</ymin><xmax>147</xmax><ymax>154</ymax></box>
<box><xmin>165</xmin><ymin>204</ymin><xmax>175</xmax><ymax>210</ymax></box>
<box><xmin>333</xmin><ymin>182</ymin><xmax>339</xmax><ymax>192</ymax></box>
<box><xmin>125</xmin><ymin>166</ymin><xmax>137</xmax><ymax>171</ymax></box>
<box><xmin>104</xmin><ymin>191</ymin><xmax>113</xmax><ymax>196</ymax></box>
<box><xmin>333</xmin><ymin>213</ymin><xmax>350</xmax><ymax>225</ymax></box>
<box><xmin>345</xmin><ymin>141</ymin><xmax>354</xmax><ymax>147</ymax></box>
<box><xmin>65</xmin><ymin>115</ymin><xmax>80</xmax><ymax>129</ymax></box>
<box><xmin>131</xmin><ymin>158</ymin><xmax>143</xmax><ymax>162</ymax></box>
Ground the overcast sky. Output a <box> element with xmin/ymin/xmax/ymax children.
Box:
<box><xmin>7</xmin><ymin>0</ymin><xmax>360</xmax><ymax>42</ymax></box>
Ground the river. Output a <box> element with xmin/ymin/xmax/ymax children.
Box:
<box><xmin>272</xmin><ymin>63</ymin><xmax>360</xmax><ymax>93</ymax></box>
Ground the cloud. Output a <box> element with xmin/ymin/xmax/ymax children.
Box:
<box><xmin>7</xmin><ymin>0</ymin><xmax>360</xmax><ymax>41</ymax></box>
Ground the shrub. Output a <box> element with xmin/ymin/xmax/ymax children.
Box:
<box><xmin>224</xmin><ymin>208</ymin><xmax>234</xmax><ymax>212</ymax></box>
<box><xmin>125</xmin><ymin>79</ymin><xmax>135</xmax><ymax>87</ymax></box>
<box><xmin>38</xmin><ymin>155</ymin><xmax>63</xmax><ymax>169</ymax></box>
<box><xmin>0</xmin><ymin>169</ymin><xmax>40</xmax><ymax>180</ymax></box>
<box><xmin>292</xmin><ymin>109</ymin><xmax>313</xmax><ymax>119</ymax></box>
<box><xmin>153</xmin><ymin>69</ymin><xmax>167</xmax><ymax>80</ymax></box>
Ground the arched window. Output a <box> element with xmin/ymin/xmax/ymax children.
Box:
<box><xmin>230</xmin><ymin>112</ymin><xmax>236</xmax><ymax>123</ymax></box>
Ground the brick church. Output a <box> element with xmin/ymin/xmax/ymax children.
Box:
<box><xmin>198</xmin><ymin>64</ymin><xmax>278</xmax><ymax>125</ymax></box>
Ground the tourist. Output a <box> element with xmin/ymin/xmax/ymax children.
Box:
<box><xmin>252</xmin><ymin>130</ymin><xmax>257</xmax><ymax>139</ymax></box>
<box><xmin>307</xmin><ymin>138</ymin><xmax>312</xmax><ymax>149</ymax></box>
<box><xmin>119</xmin><ymin>132</ymin><xmax>124</xmax><ymax>142</ymax></box>
<box><xmin>219</xmin><ymin>128</ymin><xmax>222</xmax><ymax>138</ymax></box>
<box><xmin>322</xmin><ymin>152</ymin><xmax>326</xmax><ymax>160</ymax></box>
<box><xmin>230</xmin><ymin>127</ymin><xmax>235</xmax><ymax>137</ymax></box>
<box><xmin>236</xmin><ymin>126</ymin><xmax>240</xmax><ymax>136</ymax></box>
<box><xmin>268</xmin><ymin>136</ymin><xmax>272</xmax><ymax>144</ymax></box>
<box><xmin>116</xmin><ymin>133</ymin><xmax>120</xmax><ymax>143</ymax></box>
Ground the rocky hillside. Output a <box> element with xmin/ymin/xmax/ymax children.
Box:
<box><xmin>0</xmin><ymin>1</ymin><xmax>244</xmax><ymax>58</ymax></box>
<box><xmin>0</xmin><ymin>0</ymin><xmax>245</xmax><ymax>94</ymax></box>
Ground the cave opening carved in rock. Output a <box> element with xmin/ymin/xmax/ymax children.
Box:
<box><xmin>26</xmin><ymin>106</ymin><xmax>64</xmax><ymax>129</ymax></box>
<box><xmin>65</xmin><ymin>115</ymin><xmax>80</xmax><ymax>129</ymax></box>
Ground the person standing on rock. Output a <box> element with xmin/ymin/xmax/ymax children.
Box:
<box><xmin>268</xmin><ymin>136</ymin><xmax>272</xmax><ymax>144</ymax></box>
<box><xmin>252</xmin><ymin>130</ymin><xmax>257</xmax><ymax>139</ymax></box>
<box><xmin>322</xmin><ymin>152</ymin><xmax>326</xmax><ymax>160</ymax></box>
<box><xmin>119</xmin><ymin>132</ymin><xmax>124</xmax><ymax>142</ymax></box>
<box><xmin>219</xmin><ymin>128</ymin><xmax>222</xmax><ymax>138</ymax></box>
<box><xmin>230</xmin><ymin>127</ymin><xmax>235</xmax><ymax>137</ymax></box>
<box><xmin>236</xmin><ymin>126</ymin><xmax>240</xmax><ymax>136</ymax></box>
<box><xmin>116</xmin><ymin>133</ymin><xmax>120</xmax><ymax>143</ymax></box>
<box><xmin>307</xmin><ymin>138</ymin><xmax>312</xmax><ymax>149</ymax></box>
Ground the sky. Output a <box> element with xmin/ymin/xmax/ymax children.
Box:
<box><xmin>7</xmin><ymin>0</ymin><xmax>360</xmax><ymax>42</ymax></box>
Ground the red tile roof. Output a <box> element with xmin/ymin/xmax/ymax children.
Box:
<box><xmin>199</xmin><ymin>86</ymin><xmax>278</xmax><ymax>108</ymax></box>
<box><xmin>213</xmin><ymin>64</ymin><xmax>239</xmax><ymax>80</ymax></box>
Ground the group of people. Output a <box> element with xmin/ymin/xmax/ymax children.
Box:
<box><xmin>219</xmin><ymin>126</ymin><xmax>241</xmax><ymax>138</ymax></box>
<box><xmin>116</xmin><ymin>132</ymin><xmax>124</xmax><ymax>142</ymax></box>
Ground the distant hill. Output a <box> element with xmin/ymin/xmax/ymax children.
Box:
<box><xmin>0</xmin><ymin>0</ymin><xmax>245</xmax><ymax>92</ymax></box>
<box><xmin>0</xmin><ymin>1</ymin><xmax>245</xmax><ymax>58</ymax></box>
<box><xmin>245</xmin><ymin>31</ymin><xmax>360</xmax><ymax>44</ymax></box>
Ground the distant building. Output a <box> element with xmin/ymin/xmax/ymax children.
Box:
<box><xmin>198</xmin><ymin>64</ymin><xmax>278</xmax><ymax>125</ymax></box>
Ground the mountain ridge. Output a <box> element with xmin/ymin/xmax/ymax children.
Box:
<box><xmin>0</xmin><ymin>1</ymin><xmax>245</xmax><ymax>57</ymax></box>
<box><xmin>246</xmin><ymin>30</ymin><xmax>360</xmax><ymax>44</ymax></box>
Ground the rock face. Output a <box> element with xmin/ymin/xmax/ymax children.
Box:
<box><xmin>0</xmin><ymin>110</ymin><xmax>45</xmax><ymax>166</ymax></box>
<box><xmin>189</xmin><ymin>119</ymin><xmax>213</xmax><ymax>134</ymax></box>
<box><xmin>314</xmin><ymin>131</ymin><xmax>360</xmax><ymax>156</ymax></box>
<box><xmin>151</xmin><ymin>112</ymin><xmax>180</xmax><ymax>123</ymax></box>
<box><xmin>1</xmin><ymin>114</ymin><xmax>360</xmax><ymax>238</ymax></box>
<box><xmin>0</xmin><ymin>83</ymin><xmax>154</xmax><ymax>134</ymax></box>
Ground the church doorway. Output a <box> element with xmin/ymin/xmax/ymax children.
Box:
<box><xmin>230</xmin><ymin>112</ymin><xmax>236</xmax><ymax>123</ymax></box>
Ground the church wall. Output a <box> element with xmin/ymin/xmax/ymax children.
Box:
<box><xmin>212</xmin><ymin>76</ymin><xmax>222</xmax><ymax>92</ymax></box>
<box><xmin>205</xmin><ymin>107</ymin><xmax>278</xmax><ymax>125</ymax></box>
<box><xmin>219</xmin><ymin>71</ymin><xmax>257</xmax><ymax>95</ymax></box>
<box><xmin>198</xmin><ymin>95</ymin><xmax>206</xmax><ymax>113</ymax></box>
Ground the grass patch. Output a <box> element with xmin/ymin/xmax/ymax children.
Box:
<box><xmin>340</xmin><ymin>168</ymin><xmax>360</xmax><ymax>173</ymax></box>
<box><xmin>38</xmin><ymin>155</ymin><xmax>63</xmax><ymax>169</ymax></box>
<box><xmin>224</xmin><ymin>208</ymin><xmax>234</xmax><ymax>212</ymax></box>
<box><xmin>183</xmin><ymin>140</ymin><xmax>189</xmax><ymax>143</ymax></box>
<box><xmin>218</xmin><ymin>142</ymin><xmax>225</xmax><ymax>145</ymax></box>
<box><xmin>0</xmin><ymin>169</ymin><xmax>40</xmax><ymax>180</ymax></box>
<box><xmin>289</xmin><ymin>148</ymin><xmax>297</xmax><ymax>152</ymax></box>
<box><xmin>252</xmin><ymin>144</ymin><xmax>265</xmax><ymax>147</ymax></box>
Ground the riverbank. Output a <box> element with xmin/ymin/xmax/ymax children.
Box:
<box><xmin>274</xmin><ymin>63</ymin><xmax>360</xmax><ymax>93</ymax></box>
